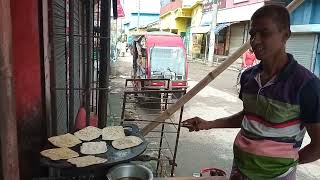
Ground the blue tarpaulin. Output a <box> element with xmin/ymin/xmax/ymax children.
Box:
<box><xmin>214</xmin><ymin>22</ymin><xmax>232</xmax><ymax>34</ymax></box>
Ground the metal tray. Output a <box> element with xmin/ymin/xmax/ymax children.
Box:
<box><xmin>40</xmin><ymin>125</ymin><xmax>148</xmax><ymax>170</ymax></box>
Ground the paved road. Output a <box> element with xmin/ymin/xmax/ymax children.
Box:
<box><xmin>114</xmin><ymin>54</ymin><xmax>320</xmax><ymax>179</ymax></box>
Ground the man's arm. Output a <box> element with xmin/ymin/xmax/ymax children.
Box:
<box><xmin>299</xmin><ymin>78</ymin><xmax>320</xmax><ymax>164</ymax></box>
<box><xmin>207</xmin><ymin>110</ymin><xmax>244</xmax><ymax>129</ymax></box>
<box><xmin>182</xmin><ymin>110</ymin><xmax>244</xmax><ymax>131</ymax></box>
<box><xmin>298</xmin><ymin>124</ymin><xmax>320</xmax><ymax>164</ymax></box>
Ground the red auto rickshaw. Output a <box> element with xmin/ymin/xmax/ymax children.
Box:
<box><xmin>130</xmin><ymin>32</ymin><xmax>188</xmax><ymax>94</ymax></box>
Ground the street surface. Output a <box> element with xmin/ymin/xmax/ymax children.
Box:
<box><xmin>113</xmin><ymin>53</ymin><xmax>320</xmax><ymax>179</ymax></box>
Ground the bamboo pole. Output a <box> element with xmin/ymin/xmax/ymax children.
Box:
<box><xmin>141</xmin><ymin>0</ymin><xmax>306</xmax><ymax>136</ymax></box>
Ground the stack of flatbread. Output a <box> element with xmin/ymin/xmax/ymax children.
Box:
<box><xmin>40</xmin><ymin>147</ymin><xmax>79</xmax><ymax>160</ymax></box>
<box><xmin>80</xmin><ymin>141</ymin><xmax>107</xmax><ymax>155</ymax></box>
<box><xmin>48</xmin><ymin>133</ymin><xmax>82</xmax><ymax>148</ymax></box>
<box><xmin>112</xmin><ymin>136</ymin><xmax>143</xmax><ymax>150</ymax></box>
<box><xmin>74</xmin><ymin>126</ymin><xmax>101</xmax><ymax>141</ymax></box>
<box><xmin>102</xmin><ymin>126</ymin><xmax>125</xmax><ymax>140</ymax></box>
<box><xmin>67</xmin><ymin>156</ymin><xmax>107</xmax><ymax>167</ymax></box>
<box><xmin>41</xmin><ymin>125</ymin><xmax>144</xmax><ymax>168</ymax></box>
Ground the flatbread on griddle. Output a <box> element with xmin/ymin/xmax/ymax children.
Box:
<box><xmin>40</xmin><ymin>147</ymin><xmax>79</xmax><ymax>160</ymax></box>
<box><xmin>102</xmin><ymin>126</ymin><xmax>125</xmax><ymax>140</ymax></box>
<box><xmin>112</xmin><ymin>136</ymin><xmax>143</xmax><ymax>150</ymax></box>
<box><xmin>48</xmin><ymin>133</ymin><xmax>82</xmax><ymax>148</ymax></box>
<box><xmin>80</xmin><ymin>141</ymin><xmax>107</xmax><ymax>155</ymax></box>
<box><xmin>74</xmin><ymin>126</ymin><xmax>101</xmax><ymax>141</ymax></box>
<box><xmin>67</xmin><ymin>155</ymin><xmax>107</xmax><ymax>167</ymax></box>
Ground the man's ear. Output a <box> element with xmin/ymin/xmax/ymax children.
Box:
<box><xmin>287</xmin><ymin>30</ymin><xmax>291</xmax><ymax>39</ymax></box>
<box><xmin>283</xmin><ymin>30</ymin><xmax>291</xmax><ymax>42</ymax></box>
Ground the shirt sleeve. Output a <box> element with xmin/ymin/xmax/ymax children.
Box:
<box><xmin>299</xmin><ymin>78</ymin><xmax>320</xmax><ymax>124</ymax></box>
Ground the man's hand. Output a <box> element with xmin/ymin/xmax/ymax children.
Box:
<box><xmin>299</xmin><ymin>124</ymin><xmax>320</xmax><ymax>164</ymax></box>
<box><xmin>182</xmin><ymin>117</ymin><xmax>211</xmax><ymax>132</ymax></box>
<box><xmin>181</xmin><ymin>111</ymin><xmax>244</xmax><ymax>132</ymax></box>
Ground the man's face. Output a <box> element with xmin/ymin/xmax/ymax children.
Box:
<box><xmin>249</xmin><ymin>17</ymin><xmax>289</xmax><ymax>61</ymax></box>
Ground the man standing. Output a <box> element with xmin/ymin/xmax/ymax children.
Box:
<box><xmin>183</xmin><ymin>5</ymin><xmax>320</xmax><ymax>180</ymax></box>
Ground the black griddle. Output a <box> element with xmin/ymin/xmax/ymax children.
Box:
<box><xmin>40</xmin><ymin>124</ymin><xmax>148</xmax><ymax>171</ymax></box>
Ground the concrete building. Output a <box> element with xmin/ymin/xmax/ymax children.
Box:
<box><xmin>122</xmin><ymin>0</ymin><xmax>161</xmax><ymax>34</ymax></box>
<box><xmin>285</xmin><ymin>0</ymin><xmax>320</xmax><ymax>76</ymax></box>
<box><xmin>124</xmin><ymin>12</ymin><xmax>160</xmax><ymax>33</ymax></box>
<box><xmin>160</xmin><ymin>0</ymin><xmax>320</xmax><ymax>76</ymax></box>
<box><xmin>188</xmin><ymin>0</ymin><xmax>284</xmax><ymax>61</ymax></box>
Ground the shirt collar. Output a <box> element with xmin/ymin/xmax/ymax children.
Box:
<box><xmin>251</xmin><ymin>53</ymin><xmax>298</xmax><ymax>82</ymax></box>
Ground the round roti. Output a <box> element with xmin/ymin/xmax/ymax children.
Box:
<box><xmin>67</xmin><ymin>156</ymin><xmax>107</xmax><ymax>167</ymax></box>
<box><xmin>40</xmin><ymin>147</ymin><xmax>79</xmax><ymax>160</ymax></box>
<box><xmin>48</xmin><ymin>133</ymin><xmax>82</xmax><ymax>148</ymax></box>
<box><xmin>112</xmin><ymin>136</ymin><xmax>143</xmax><ymax>150</ymax></box>
<box><xmin>74</xmin><ymin>126</ymin><xmax>101</xmax><ymax>141</ymax></box>
<box><xmin>80</xmin><ymin>141</ymin><xmax>107</xmax><ymax>155</ymax></box>
<box><xmin>102</xmin><ymin>126</ymin><xmax>125</xmax><ymax>140</ymax></box>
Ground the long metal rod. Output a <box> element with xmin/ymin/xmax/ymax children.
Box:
<box><xmin>137</xmin><ymin>0</ymin><xmax>140</xmax><ymax>30</ymax></box>
<box><xmin>65</xmin><ymin>0</ymin><xmax>69</xmax><ymax>133</ymax></box>
<box><xmin>91</xmin><ymin>0</ymin><xmax>95</xmax><ymax>113</ymax></box>
<box><xmin>104</xmin><ymin>0</ymin><xmax>110</xmax><ymax>121</ymax></box>
<box><xmin>0</xmin><ymin>0</ymin><xmax>20</xmax><ymax>178</ymax></box>
<box><xmin>54</xmin><ymin>33</ymin><xmax>109</xmax><ymax>39</ymax></box>
<box><xmin>149</xmin><ymin>130</ymin><xmax>178</xmax><ymax>134</ymax></box>
<box><xmin>120</xmin><ymin>93</ymin><xmax>127</xmax><ymax>122</ymax></box>
<box><xmin>156</xmin><ymin>124</ymin><xmax>164</xmax><ymax>173</ymax></box>
<box><xmin>81</xmin><ymin>1</ymin><xmax>86</xmax><ymax>106</ymax></box>
<box><xmin>163</xmin><ymin>133</ymin><xmax>174</xmax><ymax>157</ymax></box>
<box><xmin>54</xmin><ymin>87</ymin><xmax>109</xmax><ymax>90</ymax></box>
<box><xmin>125</xmin><ymin>78</ymin><xmax>171</xmax><ymax>82</ymax></box>
<box><xmin>123</xmin><ymin>119</ymin><xmax>180</xmax><ymax>126</ymax></box>
<box><xmin>77</xmin><ymin>1</ymin><xmax>82</xmax><ymax>110</ymax></box>
<box><xmin>95</xmin><ymin>0</ymin><xmax>101</xmax><ymax>115</ymax></box>
<box><xmin>112</xmin><ymin>0</ymin><xmax>117</xmax><ymax>18</ymax></box>
<box><xmin>141</xmin><ymin>0</ymin><xmax>306</xmax><ymax>136</ymax></box>
<box><xmin>124</xmin><ymin>90</ymin><xmax>186</xmax><ymax>94</ymax></box>
<box><xmin>171</xmin><ymin>105</ymin><xmax>184</xmax><ymax>176</ymax></box>
<box><xmin>69</xmin><ymin>0</ymin><xmax>75</xmax><ymax>132</ymax></box>
<box><xmin>156</xmin><ymin>94</ymin><xmax>168</xmax><ymax>174</ymax></box>
<box><xmin>85</xmin><ymin>0</ymin><xmax>92</xmax><ymax>126</ymax></box>
<box><xmin>98</xmin><ymin>0</ymin><xmax>111</xmax><ymax>128</ymax></box>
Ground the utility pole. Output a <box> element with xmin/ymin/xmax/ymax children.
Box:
<box><xmin>98</xmin><ymin>0</ymin><xmax>111</xmax><ymax>128</ymax></box>
<box><xmin>207</xmin><ymin>0</ymin><xmax>218</xmax><ymax>66</ymax></box>
<box><xmin>120</xmin><ymin>0</ymin><xmax>124</xmax><ymax>33</ymax></box>
<box><xmin>137</xmin><ymin>0</ymin><xmax>140</xmax><ymax>31</ymax></box>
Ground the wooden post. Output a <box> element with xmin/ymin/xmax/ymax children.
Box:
<box><xmin>141</xmin><ymin>0</ymin><xmax>306</xmax><ymax>136</ymax></box>
<box><xmin>0</xmin><ymin>0</ymin><xmax>20</xmax><ymax>179</ymax></box>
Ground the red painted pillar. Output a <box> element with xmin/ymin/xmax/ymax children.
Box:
<box><xmin>11</xmin><ymin>0</ymin><xmax>46</xmax><ymax>178</ymax></box>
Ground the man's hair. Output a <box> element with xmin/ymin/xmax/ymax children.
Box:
<box><xmin>251</xmin><ymin>4</ymin><xmax>290</xmax><ymax>32</ymax></box>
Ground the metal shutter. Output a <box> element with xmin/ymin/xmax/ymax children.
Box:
<box><xmin>286</xmin><ymin>33</ymin><xmax>316</xmax><ymax>70</ymax></box>
<box><xmin>229</xmin><ymin>23</ymin><xmax>245</xmax><ymax>55</ymax></box>
<box><xmin>73</xmin><ymin>0</ymin><xmax>81</xmax><ymax>124</ymax></box>
<box><xmin>52</xmin><ymin>0</ymin><xmax>68</xmax><ymax>134</ymax></box>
